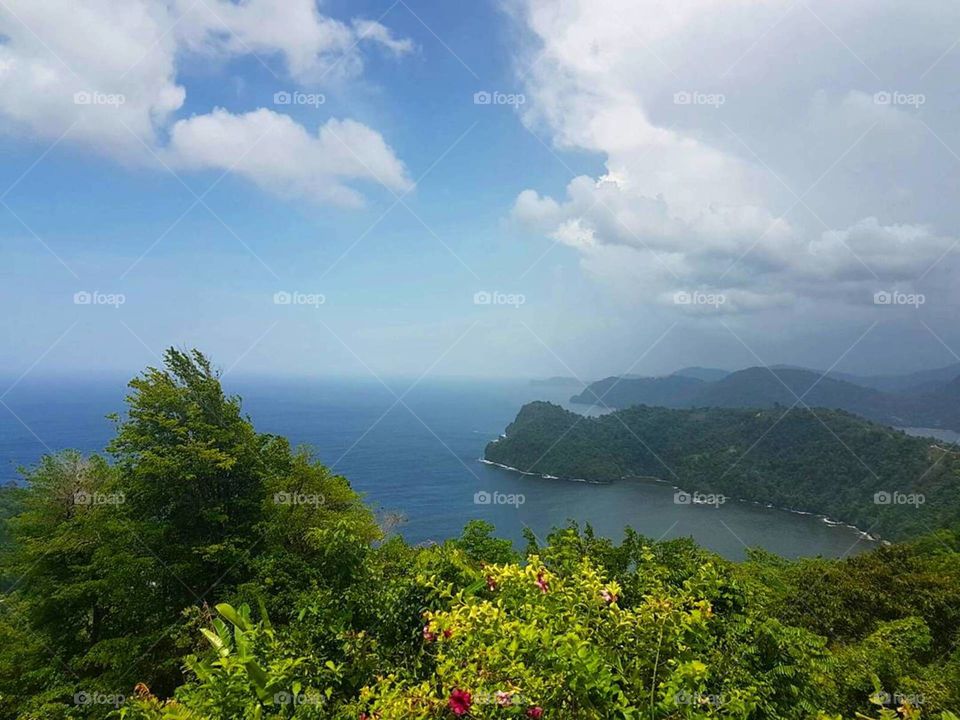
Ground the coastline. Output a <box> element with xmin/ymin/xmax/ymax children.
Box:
<box><xmin>479</xmin><ymin>454</ymin><xmax>883</xmax><ymax>543</ymax></box>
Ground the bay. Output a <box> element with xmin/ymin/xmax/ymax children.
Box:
<box><xmin>0</xmin><ymin>376</ymin><xmax>877</xmax><ymax>559</ymax></box>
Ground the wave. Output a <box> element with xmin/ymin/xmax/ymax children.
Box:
<box><xmin>480</xmin><ymin>457</ymin><xmax>882</xmax><ymax>542</ymax></box>
<box><xmin>478</xmin><ymin>458</ymin><xmax>603</xmax><ymax>485</ymax></box>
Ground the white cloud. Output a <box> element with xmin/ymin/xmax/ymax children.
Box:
<box><xmin>167</xmin><ymin>109</ymin><xmax>412</xmax><ymax>207</ymax></box>
<box><xmin>510</xmin><ymin>0</ymin><xmax>960</xmax><ymax>314</ymax></box>
<box><xmin>0</xmin><ymin>0</ymin><xmax>413</xmax><ymax>206</ymax></box>
<box><xmin>351</xmin><ymin>19</ymin><xmax>417</xmax><ymax>57</ymax></box>
<box><xmin>174</xmin><ymin>0</ymin><xmax>415</xmax><ymax>83</ymax></box>
<box><xmin>0</xmin><ymin>0</ymin><xmax>184</xmax><ymax>157</ymax></box>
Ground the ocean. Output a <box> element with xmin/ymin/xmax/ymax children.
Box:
<box><xmin>0</xmin><ymin>375</ymin><xmax>879</xmax><ymax>560</ymax></box>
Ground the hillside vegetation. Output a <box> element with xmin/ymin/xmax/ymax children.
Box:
<box><xmin>1</xmin><ymin>351</ymin><xmax>959</xmax><ymax>719</ymax></box>
<box><xmin>485</xmin><ymin>401</ymin><xmax>960</xmax><ymax>540</ymax></box>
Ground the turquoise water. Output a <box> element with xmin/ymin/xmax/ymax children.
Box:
<box><xmin>0</xmin><ymin>376</ymin><xmax>877</xmax><ymax>559</ymax></box>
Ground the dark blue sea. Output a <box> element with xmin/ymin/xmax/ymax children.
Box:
<box><xmin>0</xmin><ymin>376</ymin><xmax>877</xmax><ymax>560</ymax></box>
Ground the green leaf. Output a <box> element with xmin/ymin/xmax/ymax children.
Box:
<box><xmin>216</xmin><ymin>602</ymin><xmax>251</xmax><ymax>632</ymax></box>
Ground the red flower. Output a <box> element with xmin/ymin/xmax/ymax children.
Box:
<box><xmin>422</xmin><ymin>625</ymin><xmax>436</xmax><ymax>642</ymax></box>
<box><xmin>486</xmin><ymin>575</ymin><xmax>498</xmax><ymax>591</ymax></box>
<box><xmin>443</xmin><ymin>628</ymin><xmax>453</xmax><ymax>639</ymax></box>
<box><xmin>527</xmin><ymin>707</ymin><xmax>544</xmax><ymax>718</ymax></box>
<box><xmin>535</xmin><ymin>570</ymin><xmax>549</xmax><ymax>593</ymax></box>
<box><xmin>448</xmin><ymin>688</ymin><xmax>472</xmax><ymax>716</ymax></box>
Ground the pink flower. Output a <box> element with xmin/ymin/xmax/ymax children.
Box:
<box><xmin>535</xmin><ymin>570</ymin><xmax>549</xmax><ymax>593</ymax></box>
<box><xmin>495</xmin><ymin>691</ymin><xmax>513</xmax><ymax>707</ymax></box>
<box><xmin>527</xmin><ymin>707</ymin><xmax>544</xmax><ymax>718</ymax></box>
<box><xmin>486</xmin><ymin>575</ymin><xmax>498</xmax><ymax>591</ymax></box>
<box><xmin>448</xmin><ymin>688</ymin><xmax>472</xmax><ymax>716</ymax></box>
<box><xmin>601</xmin><ymin>589</ymin><xmax>618</xmax><ymax>605</ymax></box>
<box><xmin>422</xmin><ymin>625</ymin><xmax>436</xmax><ymax>642</ymax></box>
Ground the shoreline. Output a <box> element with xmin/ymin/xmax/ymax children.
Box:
<box><xmin>479</xmin><ymin>456</ymin><xmax>883</xmax><ymax>543</ymax></box>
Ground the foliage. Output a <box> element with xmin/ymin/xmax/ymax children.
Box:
<box><xmin>1</xmin><ymin>351</ymin><xmax>959</xmax><ymax>719</ymax></box>
<box><xmin>484</xmin><ymin>402</ymin><xmax>960</xmax><ymax>540</ymax></box>
<box><xmin>0</xmin><ymin>349</ymin><xmax>376</xmax><ymax>718</ymax></box>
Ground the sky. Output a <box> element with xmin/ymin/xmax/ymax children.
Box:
<box><xmin>2</xmin><ymin>0</ymin><xmax>960</xmax><ymax>382</ymax></box>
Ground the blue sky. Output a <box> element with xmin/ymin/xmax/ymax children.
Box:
<box><xmin>3</xmin><ymin>0</ymin><xmax>960</xmax><ymax>381</ymax></box>
<box><xmin>0</xmin><ymin>0</ymin><xmax>610</xmax><ymax>380</ymax></box>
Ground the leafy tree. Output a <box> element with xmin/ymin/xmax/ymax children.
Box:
<box><xmin>0</xmin><ymin>349</ymin><xmax>377</xmax><ymax>716</ymax></box>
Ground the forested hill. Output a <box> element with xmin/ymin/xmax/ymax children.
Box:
<box><xmin>2</xmin><ymin>351</ymin><xmax>960</xmax><ymax>718</ymax></box>
<box><xmin>485</xmin><ymin>401</ymin><xmax>960</xmax><ymax>540</ymax></box>
<box><xmin>571</xmin><ymin>366</ymin><xmax>960</xmax><ymax>431</ymax></box>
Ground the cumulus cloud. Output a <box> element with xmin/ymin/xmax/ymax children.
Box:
<box><xmin>167</xmin><ymin>110</ymin><xmax>412</xmax><ymax>207</ymax></box>
<box><xmin>174</xmin><ymin>0</ymin><xmax>415</xmax><ymax>82</ymax></box>
<box><xmin>0</xmin><ymin>0</ymin><xmax>413</xmax><ymax>205</ymax></box>
<box><xmin>0</xmin><ymin>0</ymin><xmax>184</xmax><ymax>157</ymax></box>
<box><xmin>509</xmin><ymin>0</ymin><xmax>960</xmax><ymax>314</ymax></box>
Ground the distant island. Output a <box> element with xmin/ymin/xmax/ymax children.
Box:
<box><xmin>571</xmin><ymin>364</ymin><xmax>960</xmax><ymax>432</ymax></box>
<box><xmin>485</xmin><ymin>401</ymin><xmax>960</xmax><ymax>541</ymax></box>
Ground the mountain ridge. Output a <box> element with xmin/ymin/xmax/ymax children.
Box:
<box><xmin>571</xmin><ymin>365</ymin><xmax>960</xmax><ymax>431</ymax></box>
